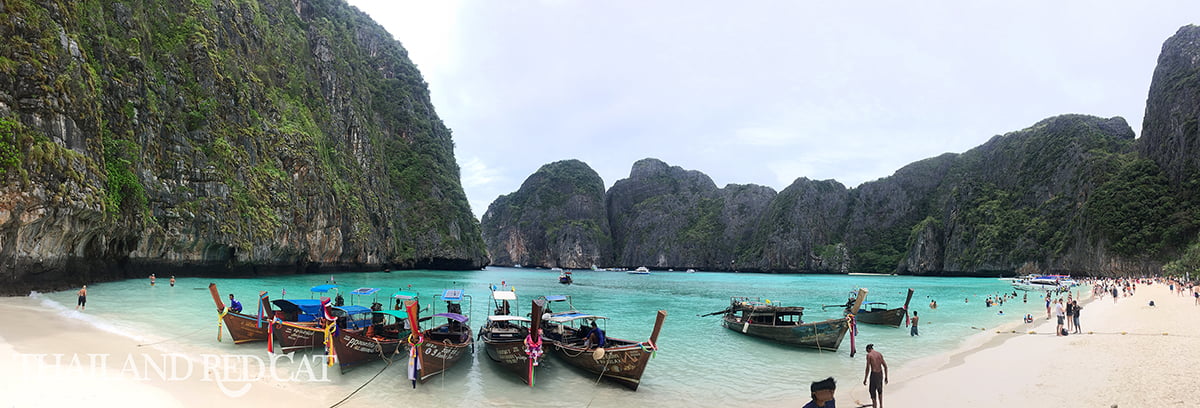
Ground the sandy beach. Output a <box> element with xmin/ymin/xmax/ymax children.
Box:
<box><xmin>860</xmin><ymin>282</ymin><xmax>1199</xmax><ymax>407</ymax></box>
<box><xmin>0</xmin><ymin>295</ymin><xmax>317</xmax><ymax>407</ymax></box>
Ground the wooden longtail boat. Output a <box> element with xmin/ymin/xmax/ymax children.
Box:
<box><xmin>849</xmin><ymin>288</ymin><xmax>914</xmax><ymax>327</ymax></box>
<box><xmin>408</xmin><ymin>289</ymin><xmax>474</xmax><ymax>385</ymax></box>
<box><xmin>717</xmin><ymin>289</ymin><xmax>866</xmax><ymax>351</ymax></box>
<box><xmin>328</xmin><ymin>309</ymin><xmax>410</xmax><ymax>373</ymax></box>
<box><xmin>326</xmin><ymin>290</ymin><xmax>417</xmax><ymax>373</ymax></box>
<box><xmin>539</xmin><ymin>295</ymin><xmax>667</xmax><ymax>391</ymax></box>
<box><xmin>480</xmin><ymin>290</ymin><xmax>545</xmax><ymax>386</ymax></box>
<box><xmin>269</xmin><ymin>286</ymin><xmax>382</xmax><ymax>353</ymax></box>
<box><xmin>208</xmin><ymin>283</ymin><xmax>272</xmax><ymax>344</ymax></box>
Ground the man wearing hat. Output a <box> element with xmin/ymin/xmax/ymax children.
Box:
<box><xmin>803</xmin><ymin>377</ymin><xmax>836</xmax><ymax>408</ymax></box>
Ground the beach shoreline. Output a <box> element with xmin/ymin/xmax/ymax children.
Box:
<box><xmin>0</xmin><ymin>295</ymin><xmax>324</xmax><ymax>407</ymax></box>
<box><xmin>875</xmin><ymin>282</ymin><xmax>1197</xmax><ymax>407</ymax></box>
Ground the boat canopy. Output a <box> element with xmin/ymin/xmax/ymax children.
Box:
<box><xmin>351</xmin><ymin>288</ymin><xmax>380</xmax><ymax>296</ymax></box>
<box><xmin>486</xmin><ymin>315</ymin><xmax>530</xmax><ymax>322</ymax></box>
<box><xmin>432</xmin><ymin>312</ymin><xmax>469</xmax><ymax>323</ymax></box>
<box><xmin>310</xmin><ymin>284</ymin><xmax>338</xmax><ymax>293</ymax></box>
<box><xmin>272</xmin><ymin>299</ymin><xmax>324</xmax><ymax>322</ymax></box>
<box><xmin>393</xmin><ymin>290</ymin><xmax>418</xmax><ymax>300</ymax></box>
<box><xmin>372</xmin><ymin>310</ymin><xmax>410</xmax><ymax>320</ymax></box>
<box><xmin>544</xmin><ymin>295</ymin><xmax>569</xmax><ymax>302</ymax></box>
<box><xmin>546</xmin><ymin>312</ymin><xmax>608</xmax><ymax>323</ymax></box>
<box><xmin>492</xmin><ymin>291</ymin><xmax>517</xmax><ymax>301</ymax></box>
<box><xmin>441</xmin><ymin>289</ymin><xmax>464</xmax><ymax>301</ymax></box>
<box><xmin>332</xmin><ymin>305</ymin><xmax>373</xmax><ymax>316</ymax></box>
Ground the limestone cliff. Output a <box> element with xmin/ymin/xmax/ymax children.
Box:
<box><xmin>0</xmin><ymin>0</ymin><xmax>487</xmax><ymax>294</ymax></box>
<box><xmin>1139</xmin><ymin>25</ymin><xmax>1200</xmax><ymax>186</ymax></box>
<box><xmin>480</xmin><ymin>160</ymin><xmax>609</xmax><ymax>269</ymax></box>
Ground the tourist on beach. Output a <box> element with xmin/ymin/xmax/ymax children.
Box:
<box><xmin>864</xmin><ymin>344</ymin><xmax>888</xmax><ymax>408</ymax></box>
<box><xmin>1111</xmin><ymin>287</ymin><xmax>1118</xmax><ymax>303</ymax></box>
<box><xmin>910</xmin><ymin>311</ymin><xmax>919</xmax><ymax>336</ymax></box>
<box><xmin>1023</xmin><ymin>293</ymin><xmax>1027</xmax><ymax>303</ymax></box>
<box><xmin>149</xmin><ymin>273</ymin><xmax>156</xmax><ymax>286</ymax></box>
<box><xmin>929</xmin><ymin>300</ymin><xmax>937</xmax><ymax>309</ymax></box>
<box><xmin>1045</xmin><ymin>294</ymin><xmax>1051</xmax><ymax>319</ymax></box>
<box><xmin>1054</xmin><ymin>299</ymin><xmax>1065</xmax><ymax>336</ymax></box>
<box><xmin>76</xmin><ymin>285</ymin><xmax>87</xmax><ymax>311</ymax></box>
<box><xmin>1065</xmin><ymin>300</ymin><xmax>1075</xmax><ymax>332</ymax></box>
<box><xmin>803</xmin><ymin>377</ymin><xmax>836</xmax><ymax>408</ymax></box>
<box><xmin>228</xmin><ymin>293</ymin><xmax>243</xmax><ymax>313</ymax></box>
<box><xmin>1071</xmin><ymin>300</ymin><xmax>1082</xmax><ymax>334</ymax></box>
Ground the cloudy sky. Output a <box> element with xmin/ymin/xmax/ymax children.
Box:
<box><xmin>345</xmin><ymin>0</ymin><xmax>1200</xmax><ymax>219</ymax></box>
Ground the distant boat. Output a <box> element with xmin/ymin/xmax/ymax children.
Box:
<box><xmin>708</xmin><ymin>289</ymin><xmax>866</xmax><ymax>351</ymax></box>
<box><xmin>629</xmin><ymin>266</ymin><xmax>651</xmax><ymax>275</ymax></box>
<box><xmin>826</xmin><ymin>288</ymin><xmax>914</xmax><ymax>327</ymax></box>
<box><xmin>559</xmin><ymin>271</ymin><xmax>573</xmax><ymax>285</ymax></box>
<box><xmin>514</xmin><ymin>264</ymin><xmax>522</xmax><ymax>268</ymax></box>
<box><xmin>1012</xmin><ymin>275</ymin><xmax>1075</xmax><ymax>292</ymax></box>
<box><xmin>686</xmin><ymin>269</ymin><xmax>696</xmax><ymax>273</ymax></box>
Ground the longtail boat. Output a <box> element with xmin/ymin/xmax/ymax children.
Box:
<box><xmin>845</xmin><ymin>288</ymin><xmax>914</xmax><ymax>327</ymax></box>
<box><xmin>480</xmin><ymin>289</ymin><xmax>545</xmax><ymax>386</ymax></box>
<box><xmin>539</xmin><ymin>295</ymin><xmax>667</xmax><ymax>391</ymax></box>
<box><xmin>326</xmin><ymin>290</ymin><xmax>416</xmax><ymax>373</ymax></box>
<box><xmin>407</xmin><ymin>289</ymin><xmax>474</xmax><ymax>386</ymax></box>
<box><xmin>208</xmin><ymin>283</ymin><xmax>273</xmax><ymax>344</ymax></box>
<box><xmin>715</xmin><ymin>289</ymin><xmax>866</xmax><ymax>351</ymax></box>
<box><xmin>270</xmin><ymin>286</ymin><xmax>383</xmax><ymax>353</ymax></box>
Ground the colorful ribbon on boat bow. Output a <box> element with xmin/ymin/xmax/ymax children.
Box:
<box><xmin>639</xmin><ymin>339</ymin><xmax>658</xmax><ymax>359</ymax></box>
<box><xmin>847</xmin><ymin>313</ymin><xmax>858</xmax><ymax>358</ymax></box>
<box><xmin>267</xmin><ymin>317</ymin><xmax>279</xmax><ymax>354</ymax></box>
<box><xmin>257</xmin><ymin>292</ymin><xmax>269</xmax><ymax>328</ymax></box>
<box><xmin>216</xmin><ymin>306</ymin><xmax>229</xmax><ymax>342</ymax></box>
<box><xmin>524</xmin><ymin>332</ymin><xmax>544</xmax><ymax>386</ymax></box>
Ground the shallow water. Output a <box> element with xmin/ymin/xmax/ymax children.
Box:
<box><xmin>34</xmin><ymin>267</ymin><xmax>1071</xmax><ymax>407</ymax></box>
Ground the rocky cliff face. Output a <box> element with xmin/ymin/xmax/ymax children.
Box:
<box><xmin>1139</xmin><ymin>25</ymin><xmax>1200</xmax><ymax>186</ymax></box>
<box><xmin>0</xmin><ymin>0</ymin><xmax>487</xmax><ymax>294</ymax></box>
<box><xmin>480</xmin><ymin>160</ymin><xmax>609</xmax><ymax>269</ymax></box>
<box><xmin>900</xmin><ymin>115</ymin><xmax>1142</xmax><ymax>275</ymax></box>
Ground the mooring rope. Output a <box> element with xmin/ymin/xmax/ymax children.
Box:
<box><xmin>137</xmin><ymin>326</ymin><xmax>209</xmax><ymax>347</ymax></box>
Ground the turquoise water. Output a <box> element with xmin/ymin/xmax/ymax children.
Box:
<box><xmin>33</xmin><ymin>268</ymin><xmax>1072</xmax><ymax>407</ymax></box>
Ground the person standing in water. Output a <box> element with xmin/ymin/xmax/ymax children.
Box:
<box><xmin>76</xmin><ymin>285</ymin><xmax>87</xmax><ymax>311</ymax></box>
<box><xmin>169</xmin><ymin>276</ymin><xmax>175</xmax><ymax>287</ymax></box>
<box><xmin>149</xmin><ymin>274</ymin><xmax>156</xmax><ymax>286</ymax></box>
<box><xmin>910</xmin><ymin>311</ymin><xmax>919</xmax><ymax>336</ymax></box>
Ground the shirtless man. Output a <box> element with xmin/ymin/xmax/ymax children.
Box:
<box><xmin>863</xmin><ymin>344</ymin><xmax>889</xmax><ymax>408</ymax></box>
<box><xmin>76</xmin><ymin>285</ymin><xmax>87</xmax><ymax>311</ymax></box>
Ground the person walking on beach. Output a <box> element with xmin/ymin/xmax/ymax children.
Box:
<box><xmin>864</xmin><ymin>344</ymin><xmax>888</xmax><ymax>408</ymax></box>
<box><xmin>910</xmin><ymin>311</ymin><xmax>919</xmax><ymax>336</ymax></box>
<box><xmin>76</xmin><ymin>285</ymin><xmax>87</xmax><ymax>311</ymax></box>
<box><xmin>803</xmin><ymin>377</ymin><xmax>837</xmax><ymax>408</ymax></box>
<box><xmin>1054</xmin><ymin>299</ymin><xmax>1066</xmax><ymax>336</ymax></box>
<box><xmin>1045</xmin><ymin>294</ymin><xmax>1052</xmax><ymax>319</ymax></box>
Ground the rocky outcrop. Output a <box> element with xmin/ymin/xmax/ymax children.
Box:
<box><xmin>1139</xmin><ymin>25</ymin><xmax>1200</xmax><ymax>185</ymax></box>
<box><xmin>740</xmin><ymin>178</ymin><xmax>848</xmax><ymax>272</ymax></box>
<box><xmin>0</xmin><ymin>0</ymin><xmax>487</xmax><ymax>295</ymax></box>
<box><xmin>481</xmin><ymin>160</ymin><xmax>609</xmax><ymax>269</ymax></box>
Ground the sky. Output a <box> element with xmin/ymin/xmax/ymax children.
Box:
<box><xmin>345</xmin><ymin>0</ymin><xmax>1200</xmax><ymax>220</ymax></box>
